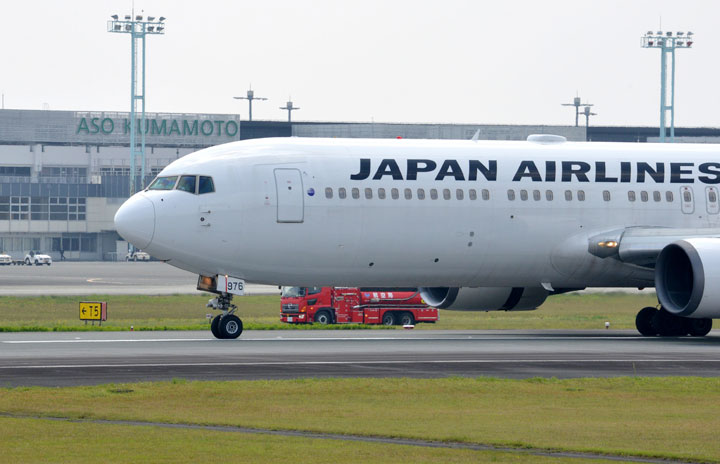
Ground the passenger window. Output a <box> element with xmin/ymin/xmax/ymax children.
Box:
<box><xmin>683</xmin><ymin>190</ymin><xmax>692</xmax><ymax>202</ymax></box>
<box><xmin>710</xmin><ymin>190</ymin><xmax>718</xmax><ymax>203</ymax></box>
<box><xmin>391</xmin><ymin>188</ymin><xmax>399</xmax><ymax>200</ymax></box>
<box><xmin>404</xmin><ymin>188</ymin><xmax>412</xmax><ymax>200</ymax></box>
<box><xmin>603</xmin><ymin>190</ymin><xmax>611</xmax><ymax>201</ymax></box>
<box><xmin>443</xmin><ymin>189</ymin><xmax>451</xmax><ymax>200</ymax></box>
<box><xmin>378</xmin><ymin>188</ymin><xmax>386</xmax><ymax>199</ymax></box>
<box><xmin>469</xmin><ymin>189</ymin><xmax>477</xmax><ymax>200</ymax></box>
<box><xmin>339</xmin><ymin>187</ymin><xmax>347</xmax><ymax>199</ymax></box>
<box><xmin>641</xmin><ymin>191</ymin><xmax>648</xmax><ymax>202</ymax></box>
<box><xmin>325</xmin><ymin>187</ymin><xmax>333</xmax><ymax>199</ymax></box>
<box><xmin>546</xmin><ymin>190</ymin><xmax>553</xmax><ymax>201</ymax></box>
<box><xmin>352</xmin><ymin>188</ymin><xmax>360</xmax><ymax>199</ymax></box>
<box><xmin>198</xmin><ymin>176</ymin><xmax>215</xmax><ymax>194</ymax></box>
<box><xmin>628</xmin><ymin>191</ymin><xmax>636</xmax><ymax>202</ymax></box>
<box><xmin>177</xmin><ymin>175</ymin><xmax>197</xmax><ymax>193</ymax></box>
<box><xmin>564</xmin><ymin>190</ymin><xmax>572</xmax><ymax>201</ymax></box>
<box><xmin>456</xmin><ymin>189</ymin><xmax>464</xmax><ymax>200</ymax></box>
<box><xmin>653</xmin><ymin>191</ymin><xmax>661</xmax><ymax>202</ymax></box>
<box><xmin>430</xmin><ymin>189</ymin><xmax>438</xmax><ymax>200</ymax></box>
<box><xmin>148</xmin><ymin>176</ymin><xmax>178</xmax><ymax>190</ymax></box>
<box><xmin>482</xmin><ymin>189</ymin><xmax>490</xmax><ymax>200</ymax></box>
<box><xmin>666</xmin><ymin>191</ymin><xmax>674</xmax><ymax>202</ymax></box>
<box><xmin>507</xmin><ymin>189</ymin><xmax>516</xmax><ymax>201</ymax></box>
<box><xmin>578</xmin><ymin>190</ymin><xmax>585</xmax><ymax>201</ymax></box>
<box><xmin>520</xmin><ymin>190</ymin><xmax>528</xmax><ymax>201</ymax></box>
<box><xmin>533</xmin><ymin>190</ymin><xmax>540</xmax><ymax>201</ymax></box>
<box><xmin>365</xmin><ymin>188</ymin><xmax>373</xmax><ymax>199</ymax></box>
<box><xmin>417</xmin><ymin>188</ymin><xmax>426</xmax><ymax>200</ymax></box>
<box><xmin>308</xmin><ymin>287</ymin><xmax>322</xmax><ymax>295</ymax></box>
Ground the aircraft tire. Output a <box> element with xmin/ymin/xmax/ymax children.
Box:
<box><xmin>219</xmin><ymin>314</ymin><xmax>243</xmax><ymax>339</ymax></box>
<box><xmin>210</xmin><ymin>315</ymin><xmax>223</xmax><ymax>339</ymax></box>
<box><xmin>314</xmin><ymin>310</ymin><xmax>332</xmax><ymax>325</ymax></box>
<box><xmin>381</xmin><ymin>312</ymin><xmax>395</xmax><ymax>326</ymax></box>
<box><xmin>635</xmin><ymin>307</ymin><xmax>658</xmax><ymax>336</ymax></box>
<box><xmin>687</xmin><ymin>318</ymin><xmax>712</xmax><ymax>337</ymax></box>
<box><xmin>399</xmin><ymin>312</ymin><xmax>415</xmax><ymax>326</ymax></box>
<box><xmin>653</xmin><ymin>309</ymin><xmax>688</xmax><ymax>337</ymax></box>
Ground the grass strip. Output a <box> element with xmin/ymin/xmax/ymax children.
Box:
<box><xmin>0</xmin><ymin>377</ymin><xmax>716</xmax><ymax>462</ymax></box>
<box><xmin>0</xmin><ymin>292</ymin><xmax>658</xmax><ymax>331</ymax></box>
<box><xmin>0</xmin><ymin>414</ymin><xmax>681</xmax><ymax>464</ymax></box>
<box><xmin>0</xmin><ymin>416</ymin><xmax>615</xmax><ymax>464</ymax></box>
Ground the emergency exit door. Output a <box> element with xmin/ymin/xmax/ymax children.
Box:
<box><xmin>680</xmin><ymin>186</ymin><xmax>694</xmax><ymax>215</ymax></box>
<box><xmin>274</xmin><ymin>168</ymin><xmax>304</xmax><ymax>223</ymax></box>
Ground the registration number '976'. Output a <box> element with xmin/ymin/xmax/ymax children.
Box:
<box><xmin>216</xmin><ymin>275</ymin><xmax>245</xmax><ymax>296</ymax></box>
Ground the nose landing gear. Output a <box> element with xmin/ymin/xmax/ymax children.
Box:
<box><xmin>635</xmin><ymin>306</ymin><xmax>712</xmax><ymax>337</ymax></box>
<box><xmin>208</xmin><ymin>293</ymin><xmax>243</xmax><ymax>339</ymax></box>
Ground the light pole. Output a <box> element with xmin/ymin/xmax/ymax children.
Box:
<box><xmin>642</xmin><ymin>30</ymin><xmax>694</xmax><ymax>142</ymax></box>
<box><xmin>234</xmin><ymin>88</ymin><xmax>267</xmax><ymax>121</ymax></box>
<box><xmin>108</xmin><ymin>13</ymin><xmax>166</xmax><ymax>194</ymax></box>
<box><xmin>562</xmin><ymin>96</ymin><xmax>593</xmax><ymax>127</ymax></box>
<box><xmin>280</xmin><ymin>100</ymin><xmax>300</xmax><ymax>122</ymax></box>
<box><xmin>582</xmin><ymin>106</ymin><xmax>597</xmax><ymax>129</ymax></box>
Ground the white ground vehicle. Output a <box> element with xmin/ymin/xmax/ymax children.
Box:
<box><xmin>126</xmin><ymin>250</ymin><xmax>150</xmax><ymax>261</ymax></box>
<box><xmin>24</xmin><ymin>251</ymin><xmax>52</xmax><ymax>266</ymax></box>
<box><xmin>0</xmin><ymin>254</ymin><xmax>11</xmax><ymax>265</ymax></box>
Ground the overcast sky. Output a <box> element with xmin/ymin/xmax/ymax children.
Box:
<box><xmin>2</xmin><ymin>0</ymin><xmax>718</xmax><ymax>127</ymax></box>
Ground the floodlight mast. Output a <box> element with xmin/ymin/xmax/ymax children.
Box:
<box><xmin>234</xmin><ymin>88</ymin><xmax>268</xmax><ymax>121</ymax></box>
<box><xmin>642</xmin><ymin>30</ymin><xmax>694</xmax><ymax>143</ymax></box>
<box><xmin>108</xmin><ymin>14</ymin><xmax>166</xmax><ymax>194</ymax></box>
<box><xmin>280</xmin><ymin>100</ymin><xmax>300</xmax><ymax>122</ymax></box>
<box><xmin>561</xmin><ymin>96</ymin><xmax>593</xmax><ymax>127</ymax></box>
<box><xmin>582</xmin><ymin>106</ymin><xmax>597</xmax><ymax>129</ymax></box>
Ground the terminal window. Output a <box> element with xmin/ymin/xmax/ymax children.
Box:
<box><xmin>0</xmin><ymin>197</ymin><xmax>9</xmax><ymax>220</ymax></box>
<box><xmin>10</xmin><ymin>197</ymin><xmax>29</xmax><ymax>220</ymax></box>
<box><xmin>51</xmin><ymin>235</ymin><xmax>96</xmax><ymax>252</ymax></box>
<box><xmin>41</xmin><ymin>167</ymin><xmax>87</xmax><ymax>178</ymax></box>
<box><xmin>49</xmin><ymin>197</ymin><xmax>86</xmax><ymax>221</ymax></box>
<box><xmin>0</xmin><ymin>167</ymin><xmax>31</xmax><ymax>177</ymax></box>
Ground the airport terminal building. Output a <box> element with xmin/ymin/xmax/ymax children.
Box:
<box><xmin>0</xmin><ymin>108</ymin><xmax>716</xmax><ymax>260</ymax></box>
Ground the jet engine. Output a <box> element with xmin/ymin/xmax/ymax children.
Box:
<box><xmin>655</xmin><ymin>238</ymin><xmax>720</xmax><ymax>319</ymax></box>
<box><xmin>419</xmin><ymin>287</ymin><xmax>548</xmax><ymax>311</ymax></box>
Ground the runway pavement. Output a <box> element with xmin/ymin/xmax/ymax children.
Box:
<box><xmin>0</xmin><ymin>262</ymin><xmax>278</xmax><ymax>296</ymax></box>
<box><xmin>1</xmin><ymin>329</ymin><xmax>719</xmax><ymax>387</ymax></box>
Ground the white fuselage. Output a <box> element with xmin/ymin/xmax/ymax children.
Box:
<box><xmin>115</xmin><ymin>137</ymin><xmax>720</xmax><ymax>289</ymax></box>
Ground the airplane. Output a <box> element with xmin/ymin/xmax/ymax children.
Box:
<box><xmin>114</xmin><ymin>134</ymin><xmax>720</xmax><ymax>339</ymax></box>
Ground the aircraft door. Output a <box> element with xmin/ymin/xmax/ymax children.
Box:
<box><xmin>274</xmin><ymin>168</ymin><xmax>304</xmax><ymax>223</ymax></box>
<box><xmin>706</xmin><ymin>187</ymin><xmax>719</xmax><ymax>215</ymax></box>
<box><xmin>680</xmin><ymin>186</ymin><xmax>694</xmax><ymax>215</ymax></box>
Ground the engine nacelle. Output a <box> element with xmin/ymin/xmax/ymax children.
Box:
<box><xmin>655</xmin><ymin>238</ymin><xmax>720</xmax><ymax>318</ymax></box>
<box><xmin>419</xmin><ymin>287</ymin><xmax>548</xmax><ymax>311</ymax></box>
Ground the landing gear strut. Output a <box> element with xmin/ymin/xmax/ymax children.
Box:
<box><xmin>635</xmin><ymin>306</ymin><xmax>712</xmax><ymax>337</ymax></box>
<box><xmin>207</xmin><ymin>293</ymin><xmax>243</xmax><ymax>339</ymax></box>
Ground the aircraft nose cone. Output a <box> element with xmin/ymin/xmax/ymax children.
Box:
<box><xmin>114</xmin><ymin>194</ymin><xmax>156</xmax><ymax>250</ymax></box>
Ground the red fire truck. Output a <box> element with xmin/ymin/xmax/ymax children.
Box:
<box><xmin>280</xmin><ymin>287</ymin><xmax>438</xmax><ymax>325</ymax></box>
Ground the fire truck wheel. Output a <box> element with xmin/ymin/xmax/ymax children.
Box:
<box><xmin>219</xmin><ymin>314</ymin><xmax>243</xmax><ymax>339</ymax></box>
<box><xmin>399</xmin><ymin>312</ymin><xmax>415</xmax><ymax>326</ymax></box>
<box><xmin>210</xmin><ymin>315</ymin><xmax>223</xmax><ymax>339</ymax></box>
<box><xmin>382</xmin><ymin>312</ymin><xmax>395</xmax><ymax>326</ymax></box>
<box><xmin>314</xmin><ymin>310</ymin><xmax>333</xmax><ymax>325</ymax></box>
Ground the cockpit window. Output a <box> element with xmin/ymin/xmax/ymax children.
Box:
<box><xmin>147</xmin><ymin>176</ymin><xmax>178</xmax><ymax>190</ymax></box>
<box><xmin>177</xmin><ymin>175</ymin><xmax>197</xmax><ymax>193</ymax></box>
<box><xmin>198</xmin><ymin>176</ymin><xmax>215</xmax><ymax>194</ymax></box>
